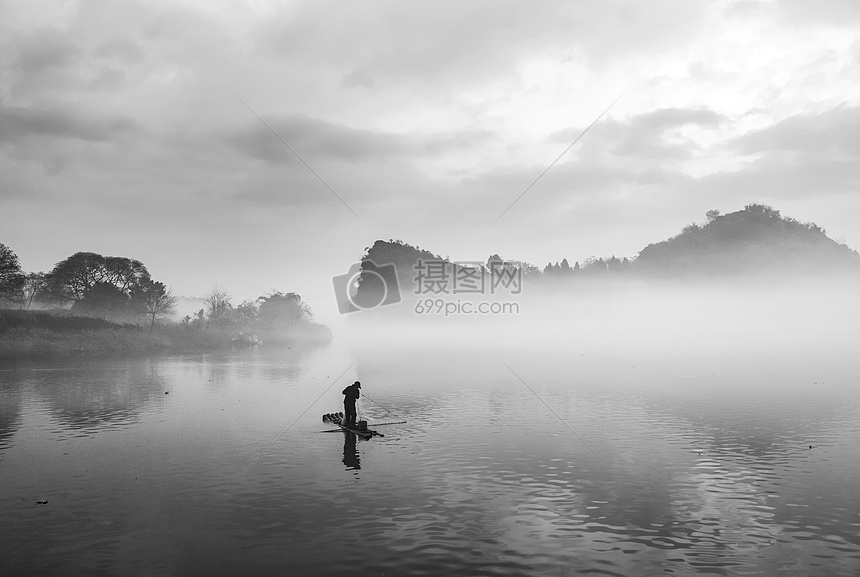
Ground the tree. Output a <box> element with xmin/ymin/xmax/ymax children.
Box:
<box><xmin>744</xmin><ymin>203</ymin><xmax>781</xmax><ymax>218</ymax></box>
<box><xmin>486</xmin><ymin>254</ymin><xmax>503</xmax><ymax>268</ymax></box>
<box><xmin>607</xmin><ymin>255</ymin><xmax>622</xmax><ymax>272</ymax></box>
<box><xmin>682</xmin><ymin>222</ymin><xmax>701</xmax><ymax>235</ymax></box>
<box><xmin>42</xmin><ymin>252</ymin><xmax>151</xmax><ymax>304</ymax></box>
<box><xmin>0</xmin><ymin>243</ymin><xmax>26</xmax><ymax>307</ymax></box>
<box><xmin>232</xmin><ymin>301</ymin><xmax>258</xmax><ymax>326</ymax></box>
<box><xmin>22</xmin><ymin>272</ymin><xmax>46</xmax><ymax>310</ymax></box>
<box><xmin>257</xmin><ymin>291</ymin><xmax>312</xmax><ymax>331</ymax></box>
<box><xmin>102</xmin><ymin>256</ymin><xmax>150</xmax><ymax>293</ymax></box>
<box><xmin>205</xmin><ymin>286</ymin><xmax>232</xmax><ymax>323</ymax></box>
<box><xmin>133</xmin><ymin>280</ymin><xmax>177</xmax><ymax>332</ymax></box>
<box><xmin>705</xmin><ymin>209</ymin><xmax>721</xmax><ymax>224</ymax></box>
<box><xmin>71</xmin><ymin>281</ymin><xmax>133</xmax><ymax>319</ymax></box>
<box><xmin>560</xmin><ymin>258</ymin><xmax>571</xmax><ymax>274</ymax></box>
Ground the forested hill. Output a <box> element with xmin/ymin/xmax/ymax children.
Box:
<box><xmin>363</xmin><ymin>240</ymin><xmax>442</xmax><ymax>289</ymax></box>
<box><xmin>356</xmin><ymin>205</ymin><xmax>860</xmax><ymax>285</ymax></box>
<box><xmin>633</xmin><ymin>204</ymin><xmax>860</xmax><ymax>277</ymax></box>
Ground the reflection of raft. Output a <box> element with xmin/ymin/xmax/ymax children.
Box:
<box><xmin>322</xmin><ymin>413</ymin><xmax>383</xmax><ymax>440</ymax></box>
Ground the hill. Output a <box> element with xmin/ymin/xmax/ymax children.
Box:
<box><xmin>350</xmin><ymin>205</ymin><xmax>860</xmax><ymax>296</ymax></box>
<box><xmin>633</xmin><ymin>204</ymin><xmax>860</xmax><ymax>278</ymax></box>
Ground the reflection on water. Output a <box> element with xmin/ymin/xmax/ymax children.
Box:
<box><xmin>0</xmin><ymin>385</ymin><xmax>22</xmax><ymax>457</ymax></box>
<box><xmin>0</xmin><ymin>342</ymin><xmax>859</xmax><ymax>576</ymax></box>
<box><xmin>43</xmin><ymin>364</ymin><xmax>167</xmax><ymax>431</ymax></box>
<box><xmin>342</xmin><ymin>432</ymin><xmax>361</xmax><ymax>470</ymax></box>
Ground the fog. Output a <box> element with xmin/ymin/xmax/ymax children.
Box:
<box><xmin>337</xmin><ymin>276</ymin><xmax>860</xmax><ymax>366</ymax></box>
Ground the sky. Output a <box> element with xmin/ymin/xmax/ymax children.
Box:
<box><xmin>2</xmin><ymin>0</ymin><xmax>860</xmax><ymax>323</ymax></box>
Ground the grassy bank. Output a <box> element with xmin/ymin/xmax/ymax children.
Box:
<box><xmin>0</xmin><ymin>310</ymin><xmax>331</xmax><ymax>360</ymax></box>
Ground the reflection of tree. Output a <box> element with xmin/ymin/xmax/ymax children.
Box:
<box><xmin>342</xmin><ymin>432</ymin><xmax>360</xmax><ymax>470</ymax></box>
<box><xmin>37</xmin><ymin>363</ymin><xmax>167</xmax><ymax>431</ymax></box>
<box><xmin>0</xmin><ymin>385</ymin><xmax>22</xmax><ymax>454</ymax></box>
<box><xmin>197</xmin><ymin>345</ymin><xmax>312</xmax><ymax>389</ymax></box>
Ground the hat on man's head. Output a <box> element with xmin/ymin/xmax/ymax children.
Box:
<box><xmin>354</xmin><ymin>381</ymin><xmax>361</xmax><ymax>388</ymax></box>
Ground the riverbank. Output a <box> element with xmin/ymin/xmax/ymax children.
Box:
<box><xmin>0</xmin><ymin>310</ymin><xmax>332</xmax><ymax>360</ymax></box>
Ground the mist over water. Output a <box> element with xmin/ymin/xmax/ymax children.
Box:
<box><xmin>344</xmin><ymin>274</ymin><xmax>860</xmax><ymax>359</ymax></box>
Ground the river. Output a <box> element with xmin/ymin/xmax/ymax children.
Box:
<box><xmin>1</xmin><ymin>329</ymin><xmax>859</xmax><ymax>576</ymax></box>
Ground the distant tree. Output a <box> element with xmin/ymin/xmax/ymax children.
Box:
<box><xmin>607</xmin><ymin>255</ymin><xmax>622</xmax><ymax>272</ymax></box>
<box><xmin>573</xmin><ymin>261</ymin><xmax>580</xmax><ymax>273</ymax></box>
<box><xmin>744</xmin><ymin>203</ymin><xmax>781</xmax><ymax>218</ymax></box>
<box><xmin>71</xmin><ymin>281</ymin><xmax>133</xmax><ymax>319</ymax></box>
<box><xmin>205</xmin><ymin>286</ymin><xmax>232</xmax><ymax>323</ymax></box>
<box><xmin>580</xmin><ymin>257</ymin><xmax>608</xmax><ymax>274</ymax></box>
<box><xmin>257</xmin><ymin>291</ymin><xmax>312</xmax><ymax>331</ymax></box>
<box><xmin>182</xmin><ymin>308</ymin><xmax>206</xmax><ymax>329</ymax></box>
<box><xmin>486</xmin><ymin>254</ymin><xmax>503</xmax><ymax>268</ymax></box>
<box><xmin>133</xmin><ymin>280</ymin><xmax>177</xmax><ymax>332</ymax></box>
<box><xmin>705</xmin><ymin>209</ymin><xmax>721</xmax><ymax>224</ymax></box>
<box><xmin>0</xmin><ymin>243</ymin><xmax>26</xmax><ymax>307</ymax></box>
<box><xmin>42</xmin><ymin>252</ymin><xmax>151</xmax><ymax>304</ymax></box>
<box><xmin>682</xmin><ymin>222</ymin><xmax>701</xmax><ymax>235</ymax></box>
<box><xmin>232</xmin><ymin>301</ymin><xmax>258</xmax><ymax>326</ymax></box>
<box><xmin>42</xmin><ymin>252</ymin><xmax>106</xmax><ymax>302</ymax></box>
<box><xmin>560</xmin><ymin>258</ymin><xmax>571</xmax><ymax>274</ymax></box>
<box><xmin>102</xmin><ymin>256</ymin><xmax>151</xmax><ymax>293</ymax></box>
<box><xmin>21</xmin><ymin>272</ymin><xmax>46</xmax><ymax>309</ymax></box>
<box><xmin>508</xmin><ymin>260</ymin><xmax>540</xmax><ymax>278</ymax></box>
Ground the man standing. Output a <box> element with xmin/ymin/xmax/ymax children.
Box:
<box><xmin>342</xmin><ymin>380</ymin><xmax>361</xmax><ymax>428</ymax></box>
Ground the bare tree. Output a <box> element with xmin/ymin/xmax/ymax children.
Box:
<box><xmin>21</xmin><ymin>272</ymin><xmax>46</xmax><ymax>310</ymax></box>
<box><xmin>135</xmin><ymin>281</ymin><xmax>177</xmax><ymax>332</ymax></box>
<box><xmin>204</xmin><ymin>286</ymin><xmax>232</xmax><ymax>323</ymax></box>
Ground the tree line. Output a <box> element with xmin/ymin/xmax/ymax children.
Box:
<box><xmin>0</xmin><ymin>244</ymin><xmax>321</xmax><ymax>336</ymax></box>
<box><xmin>364</xmin><ymin>204</ymin><xmax>858</xmax><ymax>290</ymax></box>
<box><xmin>184</xmin><ymin>286</ymin><xmax>316</xmax><ymax>337</ymax></box>
<box><xmin>0</xmin><ymin>247</ymin><xmax>176</xmax><ymax>331</ymax></box>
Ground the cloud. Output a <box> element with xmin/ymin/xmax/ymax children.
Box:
<box><xmin>690</xmin><ymin>154</ymin><xmax>860</xmax><ymax>203</ymax></box>
<box><xmin>730</xmin><ymin>105</ymin><xmax>860</xmax><ymax>155</ymax></box>
<box><xmin>339</xmin><ymin>68</ymin><xmax>375</xmax><ymax>89</ymax></box>
<box><xmin>723</xmin><ymin>1</ymin><xmax>770</xmax><ymax>19</ymax></box>
<box><xmin>218</xmin><ymin>114</ymin><xmax>496</xmax><ymax>164</ymax></box>
<box><xmin>548</xmin><ymin>107</ymin><xmax>726</xmax><ymax>161</ymax></box>
<box><xmin>639</xmin><ymin>105</ymin><xmax>860</xmax><ymax>212</ymax></box>
<box><xmin>0</xmin><ymin>104</ymin><xmax>140</xmax><ymax>145</ymax></box>
<box><xmin>92</xmin><ymin>37</ymin><xmax>146</xmax><ymax>64</ymax></box>
<box><xmin>13</xmin><ymin>27</ymin><xmax>79</xmax><ymax>74</ymax></box>
<box><xmin>3</xmin><ymin>26</ymin><xmax>83</xmax><ymax>98</ymax></box>
<box><xmin>2</xmin><ymin>0</ymin><xmax>860</xmax><ymax>295</ymax></box>
<box><xmin>256</xmin><ymin>0</ymin><xmax>707</xmax><ymax>87</ymax></box>
<box><xmin>777</xmin><ymin>0</ymin><xmax>860</xmax><ymax>25</ymax></box>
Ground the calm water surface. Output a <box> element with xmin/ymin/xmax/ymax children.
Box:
<box><xmin>1</xmin><ymin>337</ymin><xmax>859</xmax><ymax>576</ymax></box>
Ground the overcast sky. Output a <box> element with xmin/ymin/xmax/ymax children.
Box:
<box><xmin>2</xmin><ymin>0</ymin><xmax>859</xmax><ymax>321</ymax></box>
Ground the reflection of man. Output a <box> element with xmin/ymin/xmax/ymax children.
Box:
<box><xmin>343</xmin><ymin>432</ymin><xmax>360</xmax><ymax>470</ymax></box>
<box><xmin>342</xmin><ymin>381</ymin><xmax>361</xmax><ymax>428</ymax></box>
